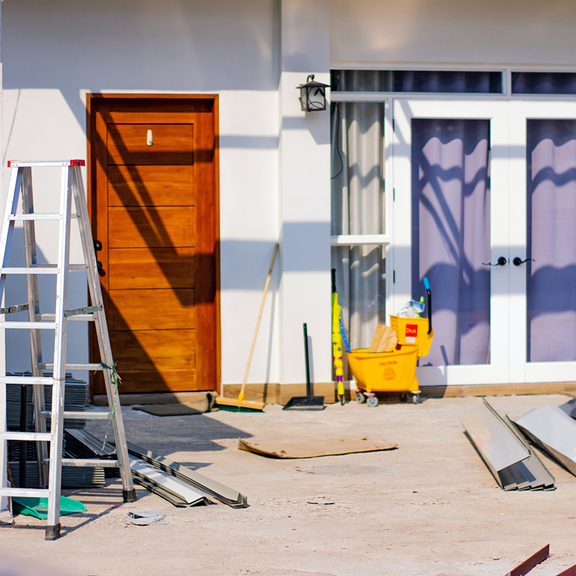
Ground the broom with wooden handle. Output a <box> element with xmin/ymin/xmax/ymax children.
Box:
<box><xmin>216</xmin><ymin>243</ymin><xmax>279</xmax><ymax>412</ymax></box>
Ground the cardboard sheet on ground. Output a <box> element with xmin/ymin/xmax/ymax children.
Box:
<box><xmin>238</xmin><ymin>438</ymin><xmax>397</xmax><ymax>459</ymax></box>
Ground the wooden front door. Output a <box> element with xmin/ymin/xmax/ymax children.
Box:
<box><xmin>88</xmin><ymin>96</ymin><xmax>219</xmax><ymax>395</ymax></box>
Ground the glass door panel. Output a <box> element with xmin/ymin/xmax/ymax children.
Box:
<box><xmin>510</xmin><ymin>101</ymin><xmax>576</xmax><ymax>383</ymax></box>
<box><xmin>393</xmin><ymin>100</ymin><xmax>509</xmax><ymax>386</ymax></box>
<box><xmin>412</xmin><ymin>118</ymin><xmax>491</xmax><ymax>367</ymax></box>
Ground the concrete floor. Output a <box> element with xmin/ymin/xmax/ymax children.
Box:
<box><xmin>1</xmin><ymin>394</ymin><xmax>576</xmax><ymax>576</ymax></box>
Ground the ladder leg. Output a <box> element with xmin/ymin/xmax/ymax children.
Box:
<box><xmin>71</xmin><ymin>167</ymin><xmax>136</xmax><ymax>502</ymax></box>
<box><xmin>0</xmin><ymin>167</ymin><xmax>25</xmax><ymax>513</ymax></box>
<box><xmin>45</xmin><ymin>166</ymin><xmax>74</xmax><ymax>540</ymax></box>
<box><xmin>21</xmin><ymin>167</ymin><xmax>48</xmax><ymax>487</ymax></box>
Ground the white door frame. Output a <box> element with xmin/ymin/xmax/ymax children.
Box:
<box><xmin>509</xmin><ymin>100</ymin><xmax>576</xmax><ymax>383</ymax></box>
<box><xmin>392</xmin><ymin>98</ymin><xmax>510</xmax><ymax>386</ymax></box>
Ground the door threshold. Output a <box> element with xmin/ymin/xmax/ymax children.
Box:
<box><xmin>93</xmin><ymin>391</ymin><xmax>216</xmax><ymax>406</ymax></box>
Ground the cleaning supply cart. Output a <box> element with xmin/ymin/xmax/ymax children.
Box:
<box><xmin>347</xmin><ymin>278</ymin><xmax>433</xmax><ymax>406</ymax></box>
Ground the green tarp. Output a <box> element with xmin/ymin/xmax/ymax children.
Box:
<box><xmin>12</xmin><ymin>496</ymin><xmax>86</xmax><ymax>520</ymax></box>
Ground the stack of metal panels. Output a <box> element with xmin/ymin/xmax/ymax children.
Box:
<box><xmin>64</xmin><ymin>429</ymin><xmax>119</xmax><ymax>478</ymax></box>
<box><xmin>513</xmin><ymin>404</ymin><xmax>576</xmax><ymax>476</ymax></box>
<box><xmin>461</xmin><ymin>399</ymin><xmax>555</xmax><ymax>491</ymax></box>
<box><xmin>6</xmin><ymin>372</ymin><xmax>88</xmax><ymax>430</ymax></box>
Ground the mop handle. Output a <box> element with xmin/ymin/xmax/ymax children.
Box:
<box><xmin>423</xmin><ymin>276</ymin><xmax>432</xmax><ymax>335</ymax></box>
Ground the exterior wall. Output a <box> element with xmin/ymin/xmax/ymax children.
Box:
<box><xmin>2</xmin><ymin>0</ymin><xmax>284</xmax><ymax>387</ymax></box>
<box><xmin>5</xmin><ymin>0</ymin><xmax>574</xmax><ymax>395</ymax></box>
<box><xmin>330</xmin><ymin>0</ymin><xmax>576</xmax><ymax>66</ymax></box>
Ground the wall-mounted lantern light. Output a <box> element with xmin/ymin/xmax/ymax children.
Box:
<box><xmin>296</xmin><ymin>74</ymin><xmax>330</xmax><ymax>112</ymax></box>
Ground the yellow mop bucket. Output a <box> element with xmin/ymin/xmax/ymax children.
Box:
<box><xmin>347</xmin><ymin>345</ymin><xmax>419</xmax><ymax>395</ymax></box>
<box><xmin>346</xmin><ymin>277</ymin><xmax>433</xmax><ymax>406</ymax></box>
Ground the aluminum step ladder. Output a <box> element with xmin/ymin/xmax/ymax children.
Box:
<box><xmin>0</xmin><ymin>160</ymin><xmax>136</xmax><ymax>540</ymax></box>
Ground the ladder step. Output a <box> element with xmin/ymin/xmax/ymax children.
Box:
<box><xmin>0</xmin><ymin>431</ymin><xmax>52</xmax><ymax>442</ymax></box>
<box><xmin>40</xmin><ymin>314</ymin><xmax>96</xmax><ymax>322</ymax></box>
<box><xmin>41</xmin><ymin>410</ymin><xmax>110</xmax><ymax>420</ymax></box>
<box><xmin>62</xmin><ymin>458</ymin><xmax>119</xmax><ymax>468</ymax></box>
<box><xmin>0</xmin><ymin>267</ymin><xmax>59</xmax><ymax>275</ymax></box>
<box><xmin>8</xmin><ymin>213</ymin><xmax>61</xmax><ymax>221</ymax></box>
<box><xmin>0</xmin><ymin>376</ymin><xmax>55</xmax><ymax>385</ymax></box>
<box><xmin>7</xmin><ymin>159</ymin><xmax>85</xmax><ymax>167</ymax></box>
<box><xmin>0</xmin><ymin>487</ymin><xmax>51</xmax><ymax>498</ymax></box>
<box><xmin>26</xmin><ymin>264</ymin><xmax>86</xmax><ymax>270</ymax></box>
<box><xmin>1</xmin><ymin>321</ymin><xmax>56</xmax><ymax>330</ymax></box>
<box><xmin>39</xmin><ymin>363</ymin><xmax>104</xmax><ymax>371</ymax></box>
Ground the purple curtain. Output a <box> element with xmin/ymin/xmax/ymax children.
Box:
<box><xmin>527</xmin><ymin>120</ymin><xmax>576</xmax><ymax>362</ymax></box>
<box><xmin>412</xmin><ymin>119</ymin><xmax>491</xmax><ymax>366</ymax></box>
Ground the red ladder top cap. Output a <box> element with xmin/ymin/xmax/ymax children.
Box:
<box><xmin>70</xmin><ymin>159</ymin><xmax>86</xmax><ymax>166</ymax></box>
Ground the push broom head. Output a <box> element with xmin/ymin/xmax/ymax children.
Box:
<box><xmin>215</xmin><ymin>397</ymin><xmax>265</xmax><ymax>412</ymax></box>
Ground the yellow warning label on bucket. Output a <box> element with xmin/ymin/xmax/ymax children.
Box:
<box><xmin>383</xmin><ymin>367</ymin><xmax>396</xmax><ymax>380</ymax></box>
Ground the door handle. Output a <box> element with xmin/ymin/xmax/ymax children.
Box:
<box><xmin>482</xmin><ymin>256</ymin><xmax>507</xmax><ymax>267</ymax></box>
<box><xmin>513</xmin><ymin>257</ymin><xmax>535</xmax><ymax>267</ymax></box>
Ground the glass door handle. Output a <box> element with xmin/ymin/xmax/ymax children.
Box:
<box><xmin>513</xmin><ymin>257</ymin><xmax>535</xmax><ymax>266</ymax></box>
<box><xmin>482</xmin><ymin>257</ymin><xmax>507</xmax><ymax>266</ymax></box>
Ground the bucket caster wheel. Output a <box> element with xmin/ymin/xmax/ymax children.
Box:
<box><xmin>367</xmin><ymin>395</ymin><xmax>379</xmax><ymax>407</ymax></box>
<box><xmin>355</xmin><ymin>391</ymin><xmax>366</xmax><ymax>404</ymax></box>
<box><xmin>412</xmin><ymin>393</ymin><xmax>420</xmax><ymax>405</ymax></box>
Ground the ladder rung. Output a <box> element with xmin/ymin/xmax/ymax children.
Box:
<box><xmin>41</xmin><ymin>410</ymin><xmax>110</xmax><ymax>420</ymax></box>
<box><xmin>40</xmin><ymin>314</ymin><xmax>96</xmax><ymax>322</ymax></box>
<box><xmin>1</xmin><ymin>321</ymin><xmax>56</xmax><ymax>330</ymax></box>
<box><xmin>70</xmin><ymin>264</ymin><xmax>87</xmax><ymax>271</ymax></box>
<box><xmin>0</xmin><ymin>376</ymin><xmax>55</xmax><ymax>385</ymax></box>
<box><xmin>0</xmin><ymin>267</ymin><xmax>59</xmax><ymax>275</ymax></box>
<box><xmin>62</xmin><ymin>458</ymin><xmax>119</xmax><ymax>468</ymax></box>
<box><xmin>0</xmin><ymin>431</ymin><xmax>52</xmax><ymax>442</ymax></box>
<box><xmin>0</xmin><ymin>304</ymin><xmax>29</xmax><ymax>314</ymax></box>
<box><xmin>8</xmin><ymin>213</ymin><xmax>61</xmax><ymax>221</ymax></box>
<box><xmin>39</xmin><ymin>363</ymin><xmax>104</xmax><ymax>371</ymax></box>
<box><xmin>7</xmin><ymin>160</ymin><xmax>85</xmax><ymax>167</ymax></box>
<box><xmin>68</xmin><ymin>314</ymin><xmax>96</xmax><ymax>321</ymax></box>
<box><xmin>0</xmin><ymin>487</ymin><xmax>51</xmax><ymax>498</ymax></box>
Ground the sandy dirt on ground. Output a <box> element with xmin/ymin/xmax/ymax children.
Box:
<box><xmin>1</xmin><ymin>394</ymin><xmax>576</xmax><ymax>576</ymax></box>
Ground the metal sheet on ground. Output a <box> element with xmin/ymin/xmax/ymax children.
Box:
<box><xmin>129</xmin><ymin>457</ymin><xmax>209</xmax><ymax>506</ymax></box>
<box><xmin>126</xmin><ymin>442</ymin><xmax>248</xmax><ymax>508</ymax></box>
<box><xmin>461</xmin><ymin>401</ymin><xmax>530</xmax><ymax>473</ymax></box>
<box><xmin>514</xmin><ymin>405</ymin><xmax>576</xmax><ymax>476</ymax></box>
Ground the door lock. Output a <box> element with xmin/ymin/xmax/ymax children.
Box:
<box><xmin>482</xmin><ymin>256</ymin><xmax>507</xmax><ymax>267</ymax></box>
<box><xmin>513</xmin><ymin>257</ymin><xmax>535</xmax><ymax>267</ymax></box>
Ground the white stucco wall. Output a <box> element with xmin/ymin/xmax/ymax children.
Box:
<box><xmin>2</xmin><ymin>0</ymin><xmax>283</xmax><ymax>387</ymax></box>
<box><xmin>330</xmin><ymin>0</ymin><xmax>576</xmax><ymax>66</ymax></box>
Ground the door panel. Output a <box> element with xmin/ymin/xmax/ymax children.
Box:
<box><xmin>510</xmin><ymin>101</ymin><xmax>576</xmax><ymax>384</ymax></box>
<box><xmin>108</xmin><ymin>289</ymin><xmax>195</xmax><ymax>330</ymax></box>
<box><xmin>107</xmin><ymin>124</ymin><xmax>194</xmax><ymax>164</ymax></box>
<box><xmin>393</xmin><ymin>99</ymin><xmax>509</xmax><ymax>386</ymax></box>
<box><xmin>89</xmin><ymin>96</ymin><xmax>218</xmax><ymax>395</ymax></box>
<box><xmin>108</xmin><ymin>206</ymin><xmax>195</xmax><ymax>248</ymax></box>
<box><xmin>108</xmin><ymin>247</ymin><xmax>195</xmax><ymax>290</ymax></box>
<box><xmin>108</xmin><ymin>165</ymin><xmax>194</xmax><ymax>207</ymax></box>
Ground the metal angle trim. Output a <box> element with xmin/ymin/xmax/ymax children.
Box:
<box><xmin>129</xmin><ymin>457</ymin><xmax>210</xmax><ymax>506</ymax></box>
<box><xmin>556</xmin><ymin>563</ymin><xmax>576</xmax><ymax>576</ymax></box>
<box><xmin>461</xmin><ymin>400</ymin><xmax>530</xmax><ymax>473</ymax></box>
<box><xmin>514</xmin><ymin>405</ymin><xmax>576</xmax><ymax>477</ymax></box>
<box><xmin>505</xmin><ymin>544</ymin><xmax>549</xmax><ymax>576</ymax></box>
<box><xmin>125</xmin><ymin>442</ymin><xmax>248</xmax><ymax>508</ymax></box>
